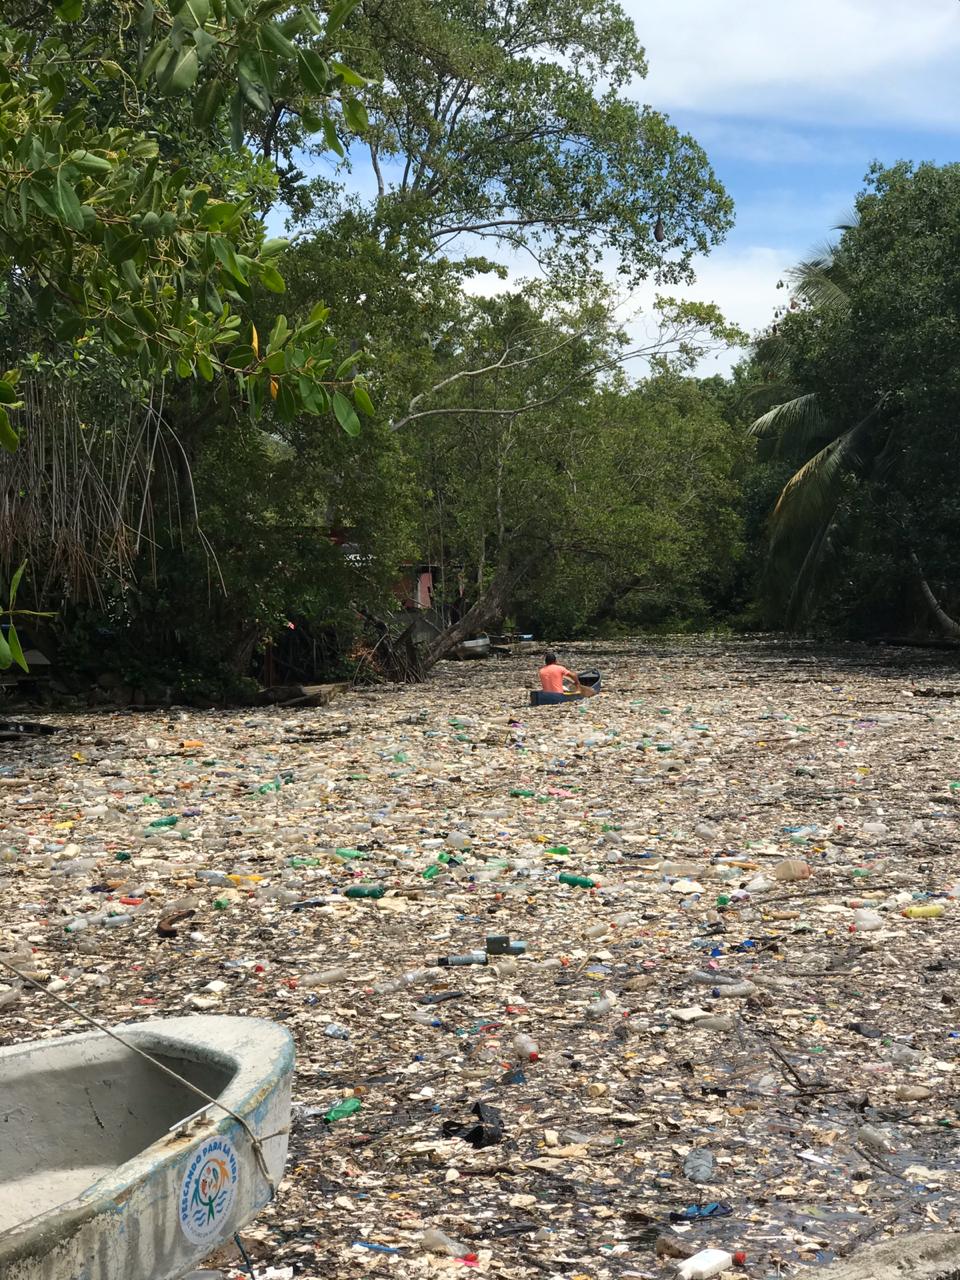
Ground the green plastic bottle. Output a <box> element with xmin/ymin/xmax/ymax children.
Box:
<box><xmin>510</xmin><ymin>788</ymin><xmax>535</xmax><ymax>798</ymax></box>
<box><xmin>147</xmin><ymin>815</ymin><xmax>178</xmax><ymax>829</ymax></box>
<box><xmin>559</xmin><ymin>873</ymin><xmax>596</xmax><ymax>889</ymax></box>
<box><xmin>422</xmin><ymin>864</ymin><xmax>444</xmax><ymax>880</ymax></box>
<box><xmin>545</xmin><ymin>845</ymin><xmax>570</xmax><ymax>856</ymax></box>
<box><xmin>324</xmin><ymin>1096</ymin><xmax>361</xmax><ymax>1122</ymax></box>
<box><xmin>288</xmin><ymin>857</ymin><xmax>321</xmax><ymax>868</ymax></box>
<box><xmin>345</xmin><ymin>885</ymin><xmax>385</xmax><ymax>899</ymax></box>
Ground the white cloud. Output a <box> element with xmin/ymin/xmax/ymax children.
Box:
<box><xmin>461</xmin><ymin>243</ymin><xmax>791</xmax><ymax>377</ymax></box>
<box><xmin>629</xmin><ymin>0</ymin><xmax>960</xmax><ymax>129</ymax></box>
<box><xmin>626</xmin><ymin>245</ymin><xmax>793</xmax><ymax>374</ymax></box>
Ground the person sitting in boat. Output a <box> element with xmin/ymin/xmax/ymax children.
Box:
<box><xmin>539</xmin><ymin>651</ymin><xmax>585</xmax><ymax>696</ymax></box>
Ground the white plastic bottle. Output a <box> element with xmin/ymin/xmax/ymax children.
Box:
<box><xmin>677</xmin><ymin>1249</ymin><xmax>744</xmax><ymax>1279</ymax></box>
<box><xmin>513</xmin><ymin>1032</ymin><xmax>540</xmax><ymax>1062</ymax></box>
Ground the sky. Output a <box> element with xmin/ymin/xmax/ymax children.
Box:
<box><xmin>622</xmin><ymin>0</ymin><xmax>960</xmax><ymax>370</ymax></box>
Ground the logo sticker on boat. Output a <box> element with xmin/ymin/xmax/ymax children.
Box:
<box><xmin>178</xmin><ymin>1136</ymin><xmax>240</xmax><ymax>1245</ymax></box>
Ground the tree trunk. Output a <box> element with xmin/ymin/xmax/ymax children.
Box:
<box><xmin>421</xmin><ymin>558</ymin><xmax>533</xmax><ymax>671</ymax></box>
<box><xmin>910</xmin><ymin>551</ymin><xmax>960</xmax><ymax>642</ymax></box>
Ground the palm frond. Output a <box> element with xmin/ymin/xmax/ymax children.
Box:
<box><xmin>832</xmin><ymin>207</ymin><xmax>860</xmax><ymax>233</ymax></box>
<box><xmin>788</xmin><ymin>254</ymin><xmax>851</xmax><ymax>313</ymax></box>
<box><xmin>749</xmin><ymin>393</ymin><xmax>827</xmax><ymax>455</ymax></box>
<box><xmin>785</xmin><ymin>509</ymin><xmax>843</xmax><ymax>624</ymax></box>
<box><xmin>769</xmin><ymin>411</ymin><xmax>875</xmax><ymax>545</ymax></box>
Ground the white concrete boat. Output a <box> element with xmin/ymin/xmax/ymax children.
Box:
<box><xmin>0</xmin><ymin>1016</ymin><xmax>294</xmax><ymax>1280</ymax></box>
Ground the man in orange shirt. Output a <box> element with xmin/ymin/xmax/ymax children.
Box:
<box><xmin>539</xmin><ymin>650</ymin><xmax>583</xmax><ymax>695</ymax></box>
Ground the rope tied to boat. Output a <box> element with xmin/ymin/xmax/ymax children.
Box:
<box><xmin>0</xmin><ymin>956</ymin><xmax>278</xmax><ymax>1197</ymax></box>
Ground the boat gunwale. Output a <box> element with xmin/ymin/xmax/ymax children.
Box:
<box><xmin>0</xmin><ymin>1015</ymin><xmax>294</xmax><ymax>1259</ymax></box>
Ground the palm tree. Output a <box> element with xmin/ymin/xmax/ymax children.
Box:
<box><xmin>747</xmin><ymin>224</ymin><xmax>901</xmax><ymax>624</ymax></box>
<box><xmin>748</xmin><ymin>226</ymin><xmax>960</xmax><ymax>637</ymax></box>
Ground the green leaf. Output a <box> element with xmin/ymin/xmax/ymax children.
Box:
<box><xmin>197</xmin><ymin>352</ymin><xmax>215</xmax><ymax>381</ymax></box>
<box><xmin>138</xmin><ymin>0</ymin><xmax>156</xmax><ymax>36</ymax></box>
<box><xmin>258</xmin><ymin>264</ymin><xmax>286</xmax><ymax>293</ymax></box>
<box><xmin>225</xmin><ymin>344</ymin><xmax>257</xmax><ymax>368</ymax></box>
<box><xmin>0</xmin><ymin>381</ymin><xmax>17</xmax><ymax>405</ymax></box>
<box><xmin>55</xmin><ymin>171</ymin><xmax>84</xmax><ymax>230</ymax></box>
<box><xmin>0</xmin><ymin>631</ymin><xmax>12</xmax><ymax>671</ymax></box>
<box><xmin>276</xmin><ymin>381</ymin><xmax>297</xmax><ymax>422</ymax></box>
<box><xmin>181</xmin><ymin>0</ymin><xmax>210</xmax><ymax>25</ymax></box>
<box><xmin>330</xmin><ymin>59</ymin><xmax>367</xmax><ymax>87</ymax></box>
<box><xmin>167</xmin><ymin>45</ymin><xmax>200</xmax><ymax>92</ymax></box>
<box><xmin>321</xmin><ymin>115</ymin><xmax>344</xmax><ymax>157</ymax></box>
<box><xmin>326</xmin><ymin>0</ymin><xmax>360</xmax><ymax>35</ymax></box>
<box><xmin>297</xmin><ymin>48</ymin><xmax>329</xmax><ymax>95</ymax></box>
<box><xmin>68</xmin><ymin>150</ymin><xmax>114</xmax><ymax>176</ymax></box>
<box><xmin>238</xmin><ymin>65</ymin><xmax>271</xmax><ymax>112</ymax></box>
<box><xmin>194</xmin><ymin>76</ymin><xmax>225</xmax><ymax>125</ymax></box>
<box><xmin>259</xmin><ymin>21</ymin><xmax>298</xmax><ymax>59</ymax></box>
<box><xmin>6</xmin><ymin>623</ymin><xmax>27</xmax><ymax>673</ymax></box>
<box><xmin>299</xmin><ymin>5</ymin><xmax>323</xmax><ymax>35</ymax></box>
<box><xmin>120</xmin><ymin>259</ymin><xmax>142</xmax><ymax>293</ymax></box>
<box><xmin>108</xmin><ymin>233</ymin><xmax>142</xmax><ymax>264</ymax></box>
<box><xmin>267</xmin><ymin>314</ymin><xmax>288</xmax><ymax>350</ymax></box>
<box><xmin>354</xmin><ymin>384</ymin><xmax>375</xmax><ymax>416</ymax></box>
<box><xmin>54</xmin><ymin>0</ymin><xmax>83</xmax><ymax>20</ymax></box>
<box><xmin>0</xmin><ymin>407</ymin><xmax>18</xmax><ymax>453</ymax></box>
<box><xmin>230</xmin><ymin>88</ymin><xmax>244</xmax><ymax>149</ymax></box>
<box><xmin>332</xmin><ymin>390</ymin><xmax>361</xmax><ymax>436</ymax></box>
<box><xmin>260</xmin><ymin>237</ymin><xmax>288</xmax><ymax>258</ymax></box>
<box><xmin>265</xmin><ymin>350</ymin><xmax>286</xmax><ymax>373</ymax></box>
<box><xmin>342</xmin><ymin>97</ymin><xmax>369</xmax><ymax>133</ymax></box>
<box><xmin>8</xmin><ymin>561</ymin><xmax>26</xmax><ymax>611</ymax></box>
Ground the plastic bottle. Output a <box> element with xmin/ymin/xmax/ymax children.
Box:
<box><xmin>559</xmin><ymin>873</ymin><xmax>596</xmax><ymax>888</ymax></box>
<box><xmin>345</xmin><ymin>885</ymin><xmax>385</xmax><ymax>899</ymax></box>
<box><xmin>147</xmin><ymin>816</ymin><xmax>178</xmax><ymax>829</ymax></box>
<box><xmin>324</xmin><ymin>1096</ymin><xmax>361</xmax><ymax>1122</ymax></box>
<box><xmin>196</xmin><ymin>869</ymin><xmax>231</xmax><ymax>885</ymax></box>
<box><xmin>513</xmin><ymin>1032</ymin><xmax>540</xmax><ymax>1062</ymax></box>
<box><xmin>773</xmin><ymin>859</ymin><xmax>811</xmax><ymax>882</ymax></box>
<box><xmin>889</xmin><ymin>1042</ymin><xmax>921</xmax><ymax>1065</ymax></box>
<box><xmin>858</xmin><ymin>1124</ymin><xmax>897</xmax><ymax>1153</ymax></box>
<box><xmin>902</xmin><ymin>905</ymin><xmax>944</xmax><ymax>919</ymax></box>
<box><xmin>438</xmin><ymin>950</ymin><xmax>486</xmax><ymax>967</ymax></box>
<box><xmin>102</xmin><ymin>913</ymin><xmax>132</xmax><ymax>928</ymax></box>
<box><xmin>677</xmin><ymin>1249</ymin><xmax>745</xmax><ymax>1279</ymax></box>
<box><xmin>301</xmin><ymin>968</ymin><xmax>348</xmax><ymax>987</ymax></box>
<box><xmin>851</xmin><ymin>908</ymin><xmax>884</xmax><ymax>931</ymax></box>
<box><xmin>420</xmin><ymin>1228</ymin><xmax>468</xmax><ymax>1257</ymax></box>
<box><xmin>585</xmin><ymin>995</ymin><xmax>613</xmax><ymax>1018</ymax></box>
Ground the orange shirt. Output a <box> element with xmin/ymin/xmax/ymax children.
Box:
<box><xmin>539</xmin><ymin>663</ymin><xmax>574</xmax><ymax>693</ymax></box>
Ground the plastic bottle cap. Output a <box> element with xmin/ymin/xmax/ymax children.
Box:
<box><xmin>733</xmin><ymin>1251</ymin><xmax>747</xmax><ymax>1265</ymax></box>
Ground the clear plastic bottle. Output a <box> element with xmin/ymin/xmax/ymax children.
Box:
<box><xmin>851</xmin><ymin>908</ymin><xmax>883</xmax><ymax>931</ymax></box>
<box><xmin>301</xmin><ymin>967</ymin><xmax>348</xmax><ymax>987</ymax></box>
<box><xmin>420</xmin><ymin>1228</ymin><xmax>467</xmax><ymax>1257</ymax></box>
<box><xmin>513</xmin><ymin>1032</ymin><xmax>540</xmax><ymax>1061</ymax></box>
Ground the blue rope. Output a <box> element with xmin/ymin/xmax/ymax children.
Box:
<box><xmin>234</xmin><ymin>1233</ymin><xmax>256</xmax><ymax>1280</ymax></box>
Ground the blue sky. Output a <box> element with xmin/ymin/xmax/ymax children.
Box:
<box><xmin>623</xmin><ymin>0</ymin><xmax>960</xmax><ymax>367</ymax></box>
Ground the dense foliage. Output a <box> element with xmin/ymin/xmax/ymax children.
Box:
<box><xmin>22</xmin><ymin>5</ymin><xmax>960</xmax><ymax>697</ymax></box>
<box><xmin>744</xmin><ymin>162</ymin><xmax>960</xmax><ymax>639</ymax></box>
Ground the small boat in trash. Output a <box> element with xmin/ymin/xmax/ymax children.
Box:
<box><xmin>449</xmin><ymin>635</ymin><xmax>491</xmax><ymax>660</ymax></box>
<box><xmin>0</xmin><ymin>1015</ymin><xmax>293</xmax><ymax>1280</ymax></box>
<box><xmin>530</xmin><ymin>670</ymin><xmax>602</xmax><ymax>706</ymax></box>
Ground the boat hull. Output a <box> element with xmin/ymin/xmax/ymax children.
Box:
<box><xmin>530</xmin><ymin>670</ymin><xmax>602</xmax><ymax>706</ymax></box>
<box><xmin>0</xmin><ymin>1016</ymin><xmax>294</xmax><ymax>1280</ymax></box>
